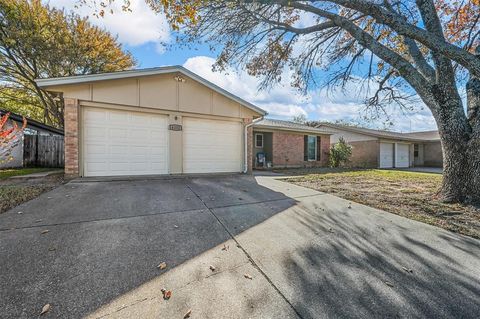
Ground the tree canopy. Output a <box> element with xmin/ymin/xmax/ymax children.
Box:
<box><xmin>0</xmin><ymin>0</ymin><xmax>136</xmax><ymax>127</ymax></box>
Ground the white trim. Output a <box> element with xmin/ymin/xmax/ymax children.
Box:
<box><xmin>255</xmin><ymin>133</ymin><xmax>264</xmax><ymax>148</ymax></box>
<box><xmin>35</xmin><ymin>66</ymin><xmax>267</xmax><ymax>116</ymax></box>
<box><xmin>307</xmin><ymin>135</ymin><xmax>317</xmax><ymax>161</ymax></box>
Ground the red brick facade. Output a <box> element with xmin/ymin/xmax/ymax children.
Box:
<box><xmin>347</xmin><ymin>140</ymin><xmax>379</xmax><ymax>168</ymax></box>
<box><xmin>271</xmin><ymin>131</ymin><xmax>330</xmax><ymax>168</ymax></box>
<box><xmin>64</xmin><ymin>98</ymin><xmax>79</xmax><ymax>177</ymax></box>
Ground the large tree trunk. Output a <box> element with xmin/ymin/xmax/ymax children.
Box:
<box><xmin>441</xmin><ymin>132</ymin><xmax>480</xmax><ymax>204</ymax></box>
<box><xmin>438</xmin><ymin>48</ymin><xmax>480</xmax><ymax>204</ymax></box>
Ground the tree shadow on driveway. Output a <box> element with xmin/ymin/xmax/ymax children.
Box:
<box><xmin>0</xmin><ymin>175</ymin><xmax>296</xmax><ymax>318</ymax></box>
<box><xmin>277</xmin><ymin>201</ymin><xmax>480</xmax><ymax>319</ymax></box>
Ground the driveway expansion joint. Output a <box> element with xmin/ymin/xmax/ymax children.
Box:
<box><xmin>185</xmin><ymin>184</ymin><xmax>304</xmax><ymax>319</ymax></box>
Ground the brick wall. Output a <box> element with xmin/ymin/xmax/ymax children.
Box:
<box><xmin>64</xmin><ymin>98</ymin><xmax>79</xmax><ymax>177</ymax></box>
<box><xmin>272</xmin><ymin>131</ymin><xmax>330</xmax><ymax>168</ymax></box>
<box><xmin>347</xmin><ymin>140</ymin><xmax>379</xmax><ymax>168</ymax></box>
<box><xmin>424</xmin><ymin>141</ymin><xmax>443</xmax><ymax>167</ymax></box>
<box><xmin>244</xmin><ymin>118</ymin><xmax>253</xmax><ymax>174</ymax></box>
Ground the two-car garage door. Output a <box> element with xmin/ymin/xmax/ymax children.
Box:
<box><xmin>82</xmin><ymin>107</ymin><xmax>243</xmax><ymax>176</ymax></box>
<box><xmin>379</xmin><ymin>142</ymin><xmax>410</xmax><ymax>168</ymax></box>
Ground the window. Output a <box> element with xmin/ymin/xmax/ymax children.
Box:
<box><xmin>255</xmin><ymin>133</ymin><xmax>264</xmax><ymax>148</ymax></box>
<box><xmin>414</xmin><ymin>144</ymin><xmax>419</xmax><ymax>157</ymax></box>
<box><xmin>307</xmin><ymin>135</ymin><xmax>317</xmax><ymax>161</ymax></box>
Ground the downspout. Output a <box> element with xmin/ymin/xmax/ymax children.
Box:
<box><xmin>243</xmin><ymin>116</ymin><xmax>264</xmax><ymax>173</ymax></box>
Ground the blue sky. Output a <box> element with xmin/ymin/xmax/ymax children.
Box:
<box><xmin>47</xmin><ymin>0</ymin><xmax>438</xmax><ymax>132</ymax></box>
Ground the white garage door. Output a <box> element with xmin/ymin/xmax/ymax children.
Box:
<box><xmin>83</xmin><ymin>107</ymin><xmax>169</xmax><ymax>177</ymax></box>
<box><xmin>379</xmin><ymin>142</ymin><xmax>394</xmax><ymax>168</ymax></box>
<box><xmin>183</xmin><ymin>117</ymin><xmax>242</xmax><ymax>173</ymax></box>
<box><xmin>395</xmin><ymin>143</ymin><xmax>410</xmax><ymax>168</ymax></box>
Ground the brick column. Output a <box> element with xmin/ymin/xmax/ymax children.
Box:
<box><xmin>244</xmin><ymin>118</ymin><xmax>253</xmax><ymax>174</ymax></box>
<box><xmin>64</xmin><ymin>98</ymin><xmax>79</xmax><ymax>177</ymax></box>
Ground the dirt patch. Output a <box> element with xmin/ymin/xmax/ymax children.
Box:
<box><xmin>285</xmin><ymin>169</ymin><xmax>480</xmax><ymax>239</ymax></box>
<box><xmin>0</xmin><ymin>174</ymin><xmax>66</xmax><ymax>214</ymax></box>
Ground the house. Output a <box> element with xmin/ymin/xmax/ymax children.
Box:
<box><xmin>35</xmin><ymin>66</ymin><xmax>267</xmax><ymax>177</ymax></box>
<box><xmin>252</xmin><ymin>119</ymin><xmax>332</xmax><ymax>169</ymax></box>
<box><xmin>0</xmin><ymin>109</ymin><xmax>64</xmax><ymax>169</ymax></box>
<box><xmin>315</xmin><ymin>123</ymin><xmax>442</xmax><ymax>168</ymax></box>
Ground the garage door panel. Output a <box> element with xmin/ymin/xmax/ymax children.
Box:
<box><xmin>395</xmin><ymin>143</ymin><xmax>410</xmax><ymax>168</ymax></box>
<box><xmin>83</xmin><ymin>107</ymin><xmax>169</xmax><ymax>176</ymax></box>
<box><xmin>380</xmin><ymin>143</ymin><xmax>394</xmax><ymax>168</ymax></box>
<box><xmin>183</xmin><ymin>117</ymin><xmax>242</xmax><ymax>173</ymax></box>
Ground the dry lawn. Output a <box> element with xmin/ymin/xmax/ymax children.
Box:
<box><xmin>284</xmin><ymin>169</ymin><xmax>480</xmax><ymax>238</ymax></box>
<box><xmin>0</xmin><ymin>171</ymin><xmax>65</xmax><ymax>214</ymax></box>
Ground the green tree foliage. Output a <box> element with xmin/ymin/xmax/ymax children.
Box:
<box><xmin>329</xmin><ymin>137</ymin><xmax>353</xmax><ymax>168</ymax></box>
<box><xmin>0</xmin><ymin>0</ymin><xmax>136</xmax><ymax>127</ymax></box>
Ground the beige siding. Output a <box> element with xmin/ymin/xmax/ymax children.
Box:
<box><xmin>139</xmin><ymin>74</ymin><xmax>177</xmax><ymax>110</ymax></box>
<box><xmin>48</xmin><ymin>73</ymin><xmax>260</xmax><ymax>119</ymax></box>
<box><xmin>328</xmin><ymin>128</ymin><xmax>378</xmax><ymax>143</ymax></box>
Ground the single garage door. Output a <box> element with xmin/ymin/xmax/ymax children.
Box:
<box><xmin>379</xmin><ymin>142</ymin><xmax>394</xmax><ymax>168</ymax></box>
<box><xmin>395</xmin><ymin>143</ymin><xmax>410</xmax><ymax>168</ymax></box>
<box><xmin>183</xmin><ymin>117</ymin><xmax>242</xmax><ymax>173</ymax></box>
<box><xmin>83</xmin><ymin>107</ymin><xmax>169</xmax><ymax>176</ymax></box>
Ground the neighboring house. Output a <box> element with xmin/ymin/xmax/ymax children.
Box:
<box><xmin>35</xmin><ymin>66</ymin><xmax>267</xmax><ymax>177</ymax></box>
<box><xmin>316</xmin><ymin>123</ymin><xmax>442</xmax><ymax>168</ymax></box>
<box><xmin>252</xmin><ymin>119</ymin><xmax>332</xmax><ymax>169</ymax></box>
<box><xmin>0</xmin><ymin>109</ymin><xmax>64</xmax><ymax>169</ymax></box>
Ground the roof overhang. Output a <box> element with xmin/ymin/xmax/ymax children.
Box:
<box><xmin>316</xmin><ymin>123</ymin><xmax>439</xmax><ymax>143</ymax></box>
<box><xmin>254</xmin><ymin>123</ymin><xmax>334</xmax><ymax>135</ymax></box>
<box><xmin>35</xmin><ymin>66</ymin><xmax>267</xmax><ymax>117</ymax></box>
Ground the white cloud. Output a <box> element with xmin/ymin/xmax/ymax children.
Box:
<box><xmin>183</xmin><ymin>56</ymin><xmax>437</xmax><ymax>132</ymax></box>
<box><xmin>45</xmin><ymin>0</ymin><xmax>170</xmax><ymax>48</ymax></box>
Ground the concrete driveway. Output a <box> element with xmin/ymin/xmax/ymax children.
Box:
<box><xmin>0</xmin><ymin>175</ymin><xmax>478</xmax><ymax>318</ymax></box>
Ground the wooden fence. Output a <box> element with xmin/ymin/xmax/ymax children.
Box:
<box><xmin>23</xmin><ymin>135</ymin><xmax>64</xmax><ymax>168</ymax></box>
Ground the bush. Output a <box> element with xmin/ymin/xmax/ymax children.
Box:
<box><xmin>329</xmin><ymin>137</ymin><xmax>353</xmax><ymax>167</ymax></box>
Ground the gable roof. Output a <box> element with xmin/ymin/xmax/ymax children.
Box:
<box><xmin>0</xmin><ymin>109</ymin><xmax>63</xmax><ymax>135</ymax></box>
<box><xmin>316</xmin><ymin>122</ymin><xmax>439</xmax><ymax>142</ymax></box>
<box><xmin>254</xmin><ymin>118</ymin><xmax>334</xmax><ymax>135</ymax></box>
<box><xmin>34</xmin><ymin>66</ymin><xmax>267</xmax><ymax>116</ymax></box>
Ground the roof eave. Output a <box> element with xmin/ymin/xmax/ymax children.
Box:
<box><xmin>254</xmin><ymin>124</ymin><xmax>334</xmax><ymax>135</ymax></box>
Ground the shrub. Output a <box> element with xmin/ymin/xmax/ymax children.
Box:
<box><xmin>329</xmin><ymin>137</ymin><xmax>352</xmax><ymax>167</ymax></box>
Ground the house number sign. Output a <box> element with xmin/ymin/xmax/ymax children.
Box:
<box><xmin>169</xmin><ymin>124</ymin><xmax>182</xmax><ymax>131</ymax></box>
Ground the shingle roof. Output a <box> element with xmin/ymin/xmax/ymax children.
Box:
<box><xmin>316</xmin><ymin>122</ymin><xmax>439</xmax><ymax>142</ymax></box>
<box><xmin>0</xmin><ymin>109</ymin><xmax>63</xmax><ymax>135</ymax></box>
<box><xmin>254</xmin><ymin>118</ymin><xmax>334</xmax><ymax>134</ymax></box>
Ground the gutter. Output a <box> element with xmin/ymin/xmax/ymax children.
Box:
<box><xmin>243</xmin><ymin>116</ymin><xmax>264</xmax><ymax>173</ymax></box>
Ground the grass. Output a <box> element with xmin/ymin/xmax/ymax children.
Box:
<box><xmin>0</xmin><ymin>168</ymin><xmax>54</xmax><ymax>180</ymax></box>
<box><xmin>284</xmin><ymin>169</ymin><xmax>480</xmax><ymax>239</ymax></box>
<box><xmin>0</xmin><ymin>172</ymin><xmax>65</xmax><ymax>214</ymax></box>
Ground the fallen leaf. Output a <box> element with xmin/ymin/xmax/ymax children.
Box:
<box><xmin>244</xmin><ymin>273</ymin><xmax>253</xmax><ymax>280</ymax></box>
<box><xmin>48</xmin><ymin>247</ymin><xmax>56</xmax><ymax>251</ymax></box>
<box><xmin>348</xmin><ymin>203</ymin><xmax>352</xmax><ymax>209</ymax></box>
<box><xmin>402</xmin><ymin>266</ymin><xmax>413</xmax><ymax>273</ymax></box>
<box><xmin>221</xmin><ymin>244</ymin><xmax>229</xmax><ymax>251</ymax></box>
<box><xmin>385</xmin><ymin>281</ymin><xmax>394</xmax><ymax>287</ymax></box>
<box><xmin>328</xmin><ymin>227</ymin><xmax>334</xmax><ymax>233</ymax></box>
<box><xmin>41</xmin><ymin>230</ymin><xmax>49</xmax><ymax>234</ymax></box>
<box><xmin>184</xmin><ymin>309</ymin><xmax>192</xmax><ymax>318</ymax></box>
<box><xmin>209</xmin><ymin>265</ymin><xmax>216</xmax><ymax>271</ymax></box>
<box><xmin>174</xmin><ymin>225</ymin><xmax>179</xmax><ymax>228</ymax></box>
<box><xmin>17</xmin><ymin>211</ymin><xmax>23</xmax><ymax>214</ymax></box>
<box><xmin>160</xmin><ymin>288</ymin><xmax>166</xmax><ymax>293</ymax></box>
<box><xmin>40</xmin><ymin>303</ymin><xmax>51</xmax><ymax>315</ymax></box>
<box><xmin>162</xmin><ymin>290</ymin><xmax>172</xmax><ymax>300</ymax></box>
<box><xmin>35</xmin><ymin>219</ymin><xmax>42</xmax><ymax>223</ymax></box>
<box><xmin>157</xmin><ymin>262</ymin><xmax>167</xmax><ymax>270</ymax></box>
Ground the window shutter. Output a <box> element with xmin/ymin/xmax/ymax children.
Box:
<box><xmin>304</xmin><ymin>135</ymin><xmax>308</xmax><ymax>161</ymax></box>
<box><xmin>316</xmin><ymin>136</ymin><xmax>321</xmax><ymax>161</ymax></box>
